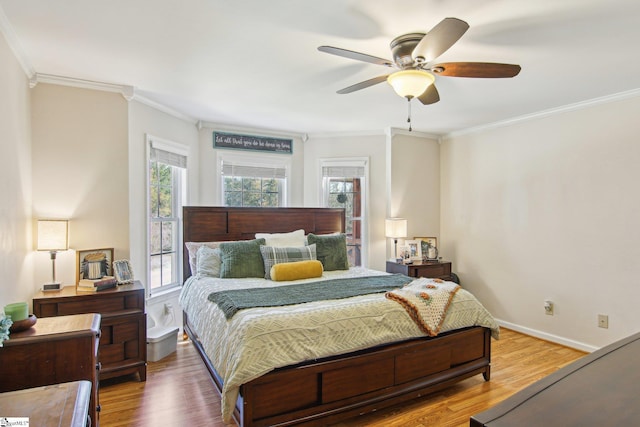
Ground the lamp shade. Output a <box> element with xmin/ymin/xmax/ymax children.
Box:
<box><xmin>385</xmin><ymin>218</ymin><xmax>408</xmax><ymax>239</ymax></box>
<box><xmin>387</xmin><ymin>70</ymin><xmax>435</xmax><ymax>98</ymax></box>
<box><xmin>37</xmin><ymin>220</ymin><xmax>69</xmax><ymax>251</ymax></box>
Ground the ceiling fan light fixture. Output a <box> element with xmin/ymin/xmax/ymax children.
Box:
<box><xmin>387</xmin><ymin>69</ymin><xmax>435</xmax><ymax>99</ymax></box>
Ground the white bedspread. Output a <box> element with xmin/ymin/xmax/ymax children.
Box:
<box><xmin>179</xmin><ymin>267</ymin><xmax>499</xmax><ymax>422</ymax></box>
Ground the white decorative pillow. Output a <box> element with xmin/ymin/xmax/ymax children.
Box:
<box><xmin>196</xmin><ymin>246</ymin><xmax>222</xmax><ymax>278</ymax></box>
<box><xmin>185</xmin><ymin>241</ymin><xmax>223</xmax><ymax>275</ymax></box>
<box><xmin>255</xmin><ymin>229</ymin><xmax>305</xmax><ymax>247</ymax></box>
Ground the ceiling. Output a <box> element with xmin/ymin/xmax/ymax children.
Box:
<box><xmin>2</xmin><ymin>0</ymin><xmax>640</xmax><ymax>136</ymax></box>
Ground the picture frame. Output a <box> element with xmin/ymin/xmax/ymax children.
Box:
<box><xmin>414</xmin><ymin>236</ymin><xmax>437</xmax><ymax>248</ymax></box>
<box><xmin>405</xmin><ymin>239</ymin><xmax>422</xmax><ymax>261</ymax></box>
<box><xmin>397</xmin><ymin>245</ymin><xmax>410</xmax><ymax>262</ymax></box>
<box><xmin>76</xmin><ymin>248</ymin><xmax>114</xmax><ymax>284</ymax></box>
<box><xmin>113</xmin><ymin>259</ymin><xmax>134</xmax><ymax>284</ymax></box>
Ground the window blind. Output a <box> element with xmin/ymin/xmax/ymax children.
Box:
<box><xmin>322</xmin><ymin>166</ymin><xmax>365</xmax><ymax>178</ymax></box>
<box><xmin>150</xmin><ymin>147</ymin><xmax>187</xmax><ymax>169</ymax></box>
<box><xmin>222</xmin><ymin>162</ymin><xmax>286</xmax><ymax>179</ymax></box>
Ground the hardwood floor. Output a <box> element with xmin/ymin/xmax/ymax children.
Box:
<box><xmin>99</xmin><ymin>328</ymin><xmax>585</xmax><ymax>426</ymax></box>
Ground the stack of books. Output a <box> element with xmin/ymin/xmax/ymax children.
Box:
<box><xmin>77</xmin><ymin>275</ymin><xmax>118</xmax><ymax>292</ymax></box>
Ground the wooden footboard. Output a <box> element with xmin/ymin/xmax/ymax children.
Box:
<box><xmin>184</xmin><ymin>313</ymin><xmax>491</xmax><ymax>427</ymax></box>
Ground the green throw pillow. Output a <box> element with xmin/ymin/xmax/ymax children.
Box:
<box><xmin>219</xmin><ymin>238</ymin><xmax>266</xmax><ymax>278</ymax></box>
<box><xmin>306</xmin><ymin>233</ymin><xmax>349</xmax><ymax>271</ymax></box>
<box><xmin>260</xmin><ymin>244</ymin><xmax>317</xmax><ymax>280</ymax></box>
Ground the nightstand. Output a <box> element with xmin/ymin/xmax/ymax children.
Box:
<box><xmin>0</xmin><ymin>314</ymin><xmax>100</xmax><ymax>427</ymax></box>
<box><xmin>386</xmin><ymin>260</ymin><xmax>453</xmax><ymax>280</ymax></box>
<box><xmin>33</xmin><ymin>281</ymin><xmax>147</xmax><ymax>382</ymax></box>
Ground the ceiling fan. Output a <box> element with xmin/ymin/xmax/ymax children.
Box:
<box><xmin>318</xmin><ymin>17</ymin><xmax>521</xmax><ymax>109</ymax></box>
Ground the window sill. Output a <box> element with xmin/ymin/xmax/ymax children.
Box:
<box><xmin>147</xmin><ymin>285</ymin><xmax>181</xmax><ymax>303</ymax></box>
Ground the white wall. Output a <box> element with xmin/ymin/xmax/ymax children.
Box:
<box><xmin>388</xmin><ymin>132</ymin><xmax>441</xmax><ymax>259</ymax></box>
<box><xmin>441</xmin><ymin>95</ymin><xmax>640</xmax><ymax>350</ymax></box>
<box><xmin>30</xmin><ymin>84</ymin><xmax>129</xmax><ymax>290</ymax></box>
<box><xmin>0</xmin><ymin>30</ymin><xmax>33</xmax><ymax>308</ymax></box>
<box><xmin>196</xmin><ymin>124</ymin><xmax>305</xmax><ymax>206</ymax></box>
<box><xmin>303</xmin><ymin>131</ymin><xmax>440</xmax><ymax>270</ymax></box>
<box><xmin>127</xmin><ymin>100</ymin><xmax>199</xmax><ymax>332</ymax></box>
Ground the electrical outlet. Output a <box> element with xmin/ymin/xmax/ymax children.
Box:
<box><xmin>598</xmin><ymin>314</ymin><xmax>609</xmax><ymax>329</ymax></box>
<box><xmin>544</xmin><ymin>300</ymin><xmax>554</xmax><ymax>315</ymax></box>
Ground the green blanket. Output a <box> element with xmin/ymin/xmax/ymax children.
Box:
<box><xmin>208</xmin><ymin>274</ymin><xmax>413</xmax><ymax>319</ymax></box>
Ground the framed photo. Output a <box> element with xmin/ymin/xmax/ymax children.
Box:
<box><xmin>113</xmin><ymin>259</ymin><xmax>134</xmax><ymax>284</ymax></box>
<box><xmin>414</xmin><ymin>236</ymin><xmax>437</xmax><ymax>248</ymax></box>
<box><xmin>405</xmin><ymin>239</ymin><xmax>422</xmax><ymax>261</ymax></box>
<box><xmin>76</xmin><ymin>248</ymin><xmax>114</xmax><ymax>284</ymax></box>
<box><xmin>397</xmin><ymin>245</ymin><xmax>410</xmax><ymax>261</ymax></box>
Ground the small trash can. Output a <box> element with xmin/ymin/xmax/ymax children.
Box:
<box><xmin>147</xmin><ymin>326</ymin><xmax>179</xmax><ymax>362</ymax></box>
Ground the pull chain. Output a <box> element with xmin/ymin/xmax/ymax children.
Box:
<box><xmin>406</xmin><ymin>97</ymin><xmax>412</xmax><ymax>132</ymax></box>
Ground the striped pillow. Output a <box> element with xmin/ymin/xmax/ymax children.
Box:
<box><xmin>260</xmin><ymin>244</ymin><xmax>317</xmax><ymax>280</ymax></box>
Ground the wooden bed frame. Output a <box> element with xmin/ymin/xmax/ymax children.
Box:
<box><xmin>182</xmin><ymin>206</ymin><xmax>492</xmax><ymax>427</ymax></box>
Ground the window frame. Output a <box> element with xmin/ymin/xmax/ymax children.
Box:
<box><xmin>216</xmin><ymin>150</ymin><xmax>291</xmax><ymax>207</ymax></box>
<box><xmin>146</xmin><ymin>135</ymin><xmax>188</xmax><ymax>297</ymax></box>
<box><xmin>318</xmin><ymin>157</ymin><xmax>369</xmax><ymax>267</ymax></box>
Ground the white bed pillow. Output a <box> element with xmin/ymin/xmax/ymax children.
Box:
<box><xmin>196</xmin><ymin>245</ymin><xmax>222</xmax><ymax>278</ymax></box>
<box><xmin>185</xmin><ymin>241</ymin><xmax>223</xmax><ymax>275</ymax></box>
<box><xmin>255</xmin><ymin>229</ymin><xmax>305</xmax><ymax>247</ymax></box>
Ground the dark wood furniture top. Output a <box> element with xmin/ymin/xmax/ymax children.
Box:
<box><xmin>386</xmin><ymin>260</ymin><xmax>453</xmax><ymax>280</ymax></box>
<box><xmin>33</xmin><ymin>281</ymin><xmax>147</xmax><ymax>382</ymax></box>
<box><xmin>0</xmin><ymin>380</ymin><xmax>91</xmax><ymax>427</ymax></box>
<box><xmin>0</xmin><ymin>314</ymin><xmax>100</xmax><ymax>427</ymax></box>
<box><xmin>470</xmin><ymin>332</ymin><xmax>640</xmax><ymax>426</ymax></box>
<box><xmin>182</xmin><ymin>206</ymin><xmax>492</xmax><ymax>427</ymax></box>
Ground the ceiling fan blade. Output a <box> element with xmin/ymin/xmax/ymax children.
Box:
<box><xmin>412</xmin><ymin>18</ymin><xmax>469</xmax><ymax>63</ymax></box>
<box><xmin>431</xmin><ymin>62</ymin><xmax>521</xmax><ymax>78</ymax></box>
<box><xmin>417</xmin><ymin>84</ymin><xmax>440</xmax><ymax>105</ymax></box>
<box><xmin>318</xmin><ymin>46</ymin><xmax>394</xmax><ymax>67</ymax></box>
<box><xmin>336</xmin><ymin>75</ymin><xmax>390</xmax><ymax>94</ymax></box>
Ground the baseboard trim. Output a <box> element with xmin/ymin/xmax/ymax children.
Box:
<box><xmin>496</xmin><ymin>319</ymin><xmax>598</xmax><ymax>353</ymax></box>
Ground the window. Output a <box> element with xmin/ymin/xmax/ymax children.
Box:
<box><xmin>321</xmin><ymin>159</ymin><xmax>368</xmax><ymax>267</ymax></box>
<box><xmin>219</xmin><ymin>154</ymin><xmax>289</xmax><ymax>207</ymax></box>
<box><xmin>148</xmin><ymin>137</ymin><xmax>187</xmax><ymax>294</ymax></box>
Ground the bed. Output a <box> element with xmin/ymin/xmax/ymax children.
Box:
<box><xmin>470</xmin><ymin>331</ymin><xmax>640</xmax><ymax>426</ymax></box>
<box><xmin>180</xmin><ymin>206</ymin><xmax>499</xmax><ymax>427</ymax></box>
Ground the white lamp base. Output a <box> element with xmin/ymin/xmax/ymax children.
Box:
<box><xmin>42</xmin><ymin>282</ymin><xmax>62</xmax><ymax>292</ymax></box>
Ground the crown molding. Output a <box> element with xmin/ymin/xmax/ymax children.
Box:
<box><xmin>131</xmin><ymin>92</ymin><xmax>197</xmax><ymax>124</ymax></box>
<box><xmin>0</xmin><ymin>4</ymin><xmax>35</xmax><ymax>78</ymax></box>
<box><xmin>307</xmin><ymin>129</ymin><xmax>388</xmax><ymax>139</ymax></box>
<box><xmin>386</xmin><ymin>126</ymin><xmax>441</xmax><ymax>140</ymax></box>
<box><xmin>444</xmin><ymin>88</ymin><xmax>640</xmax><ymax>140</ymax></box>
<box><xmin>32</xmin><ymin>73</ymin><xmax>134</xmax><ymax>98</ymax></box>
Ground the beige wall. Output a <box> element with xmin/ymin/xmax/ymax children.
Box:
<box><xmin>441</xmin><ymin>95</ymin><xmax>640</xmax><ymax>350</ymax></box>
<box><xmin>31</xmin><ymin>84</ymin><xmax>129</xmax><ymax>288</ymax></box>
<box><xmin>388</xmin><ymin>132</ymin><xmax>440</xmax><ymax>258</ymax></box>
<box><xmin>0</xmin><ymin>30</ymin><xmax>33</xmax><ymax>307</ymax></box>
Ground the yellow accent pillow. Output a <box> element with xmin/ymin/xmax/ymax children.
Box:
<box><xmin>270</xmin><ymin>260</ymin><xmax>324</xmax><ymax>281</ymax></box>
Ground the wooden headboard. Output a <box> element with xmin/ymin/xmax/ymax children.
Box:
<box><xmin>182</xmin><ymin>206</ymin><xmax>346</xmax><ymax>281</ymax></box>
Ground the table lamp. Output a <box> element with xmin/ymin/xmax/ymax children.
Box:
<box><xmin>385</xmin><ymin>218</ymin><xmax>407</xmax><ymax>261</ymax></box>
<box><xmin>37</xmin><ymin>219</ymin><xmax>69</xmax><ymax>291</ymax></box>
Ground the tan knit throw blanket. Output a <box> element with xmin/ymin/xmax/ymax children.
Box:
<box><xmin>386</xmin><ymin>278</ymin><xmax>461</xmax><ymax>337</ymax></box>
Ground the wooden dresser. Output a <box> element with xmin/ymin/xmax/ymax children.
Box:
<box><xmin>0</xmin><ymin>314</ymin><xmax>100</xmax><ymax>427</ymax></box>
<box><xmin>0</xmin><ymin>381</ymin><xmax>92</xmax><ymax>427</ymax></box>
<box><xmin>33</xmin><ymin>281</ymin><xmax>147</xmax><ymax>382</ymax></box>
